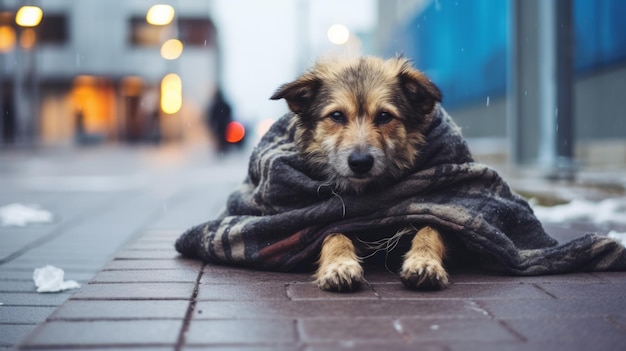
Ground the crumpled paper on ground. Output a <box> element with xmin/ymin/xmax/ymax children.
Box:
<box><xmin>0</xmin><ymin>203</ymin><xmax>53</xmax><ymax>226</ymax></box>
<box><xmin>33</xmin><ymin>265</ymin><xmax>81</xmax><ymax>293</ymax></box>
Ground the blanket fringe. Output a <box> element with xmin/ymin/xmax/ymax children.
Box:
<box><xmin>357</xmin><ymin>226</ymin><xmax>416</xmax><ymax>272</ymax></box>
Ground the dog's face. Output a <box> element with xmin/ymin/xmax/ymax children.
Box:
<box><xmin>271</xmin><ymin>56</ymin><xmax>441</xmax><ymax>193</ymax></box>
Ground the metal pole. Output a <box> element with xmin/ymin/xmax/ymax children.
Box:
<box><xmin>509</xmin><ymin>0</ymin><xmax>575</xmax><ymax>179</ymax></box>
<box><xmin>554</xmin><ymin>0</ymin><xmax>575</xmax><ymax>169</ymax></box>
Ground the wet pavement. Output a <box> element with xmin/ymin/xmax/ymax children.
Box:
<box><xmin>1</xmin><ymin>144</ymin><xmax>625</xmax><ymax>350</ymax></box>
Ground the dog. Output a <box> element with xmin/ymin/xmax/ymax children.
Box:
<box><xmin>270</xmin><ymin>56</ymin><xmax>449</xmax><ymax>292</ymax></box>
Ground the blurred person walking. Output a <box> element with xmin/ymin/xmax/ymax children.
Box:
<box><xmin>207</xmin><ymin>89</ymin><xmax>232</xmax><ymax>152</ymax></box>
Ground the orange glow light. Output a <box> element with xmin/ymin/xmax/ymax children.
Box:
<box><xmin>20</xmin><ymin>28</ymin><xmax>36</xmax><ymax>49</ymax></box>
<box><xmin>0</xmin><ymin>25</ymin><xmax>16</xmax><ymax>53</ymax></box>
<box><xmin>225</xmin><ymin>121</ymin><xmax>245</xmax><ymax>143</ymax></box>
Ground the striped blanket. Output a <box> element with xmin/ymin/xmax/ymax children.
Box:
<box><xmin>175</xmin><ymin>106</ymin><xmax>626</xmax><ymax>274</ymax></box>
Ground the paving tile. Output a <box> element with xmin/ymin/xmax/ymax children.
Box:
<box><xmin>193</xmin><ymin>299</ymin><xmax>490</xmax><ymax>320</ymax></box>
<box><xmin>608</xmin><ymin>314</ymin><xmax>626</xmax><ymax>328</ymax></box>
<box><xmin>449</xmin><ymin>271</ymin><xmax>606</xmax><ymax>284</ymax></box>
<box><xmin>479</xmin><ymin>298</ymin><xmax>626</xmax><ymax>319</ymax></box>
<box><xmin>102</xmin><ymin>258</ymin><xmax>203</xmax><ymax>271</ymax></box>
<box><xmin>446</xmin><ymin>340</ymin><xmax>603</xmax><ymax>351</ymax></box>
<box><xmin>0</xmin><ymin>324</ymin><xmax>35</xmax><ymax>347</ymax></box>
<box><xmin>91</xmin><ymin>269</ymin><xmax>199</xmax><ymax>283</ymax></box>
<box><xmin>139</xmin><ymin>230</ymin><xmax>182</xmax><ymax>239</ymax></box>
<box><xmin>288</xmin><ymin>282</ymin><xmax>379</xmax><ymax>300</ymax></box>
<box><xmin>70</xmin><ymin>282</ymin><xmax>195</xmax><ymax>300</ymax></box>
<box><xmin>0</xmin><ymin>270</ymin><xmax>95</xmax><ymax>282</ymax></box>
<box><xmin>0</xmin><ymin>292</ymin><xmax>72</xmax><ymax>306</ymax></box>
<box><xmin>0</xmin><ymin>281</ymin><xmax>39</xmax><ymax>293</ymax></box>
<box><xmin>372</xmin><ymin>282</ymin><xmax>549</xmax><ymax>299</ymax></box>
<box><xmin>125</xmin><ymin>241</ymin><xmax>177</xmax><ymax>250</ymax></box>
<box><xmin>592</xmin><ymin>271</ymin><xmax>626</xmax><ymax>283</ymax></box>
<box><xmin>114</xmin><ymin>250</ymin><xmax>180</xmax><ymax>259</ymax></box>
<box><xmin>21</xmin><ymin>320</ymin><xmax>183</xmax><ymax>347</ymax></box>
<box><xmin>503</xmin><ymin>317</ymin><xmax>626</xmax><ymax>344</ymax></box>
<box><xmin>535</xmin><ymin>282</ymin><xmax>626</xmax><ymax>299</ymax></box>
<box><xmin>50</xmin><ymin>300</ymin><xmax>189</xmax><ymax>320</ymax></box>
<box><xmin>399</xmin><ymin>318</ymin><xmax>519</xmax><ymax>342</ymax></box>
<box><xmin>299</xmin><ymin>318</ymin><xmax>401</xmax><ymax>342</ymax></box>
<box><xmin>360</xmin><ymin>268</ymin><xmax>400</xmax><ymax>283</ymax></box>
<box><xmin>0</xmin><ymin>306</ymin><xmax>57</xmax><ymax>324</ymax></box>
<box><xmin>0</xmin><ymin>271</ymin><xmax>36</xmax><ymax>281</ymax></box>
<box><xmin>0</xmin><ymin>258</ymin><xmax>106</xmax><ymax>273</ymax></box>
<box><xmin>202</xmin><ymin>265</ymin><xmax>311</xmax><ymax>284</ymax></box>
<box><xmin>196</xmin><ymin>283</ymin><xmax>288</xmax><ymax>300</ymax></box>
<box><xmin>26</xmin><ymin>348</ymin><xmax>175</xmax><ymax>351</ymax></box>
<box><xmin>183</xmin><ymin>346</ymin><xmax>300</xmax><ymax>351</ymax></box>
<box><xmin>185</xmin><ymin>319</ymin><xmax>297</xmax><ymax>345</ymax></box>
<box><xmin>305</xmin><ymin>341</ymin><xmax>446</xmax><ymax>351</ymax></box>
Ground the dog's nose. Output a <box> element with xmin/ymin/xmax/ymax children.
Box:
<box><xmin>348</xmin><ymin>152</ymin><xmax>374</xmax><ymax>174</ymax></box>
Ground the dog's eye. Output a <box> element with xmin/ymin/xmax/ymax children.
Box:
<box><xmin>375</xmin><ymin>112</ymin><xmax>393</xmax><ymax>125</ymax></box>
<box><xmin>328</xmin><ymin>111</ymin><xmax>347</xmax><ymax>124</ymax></box>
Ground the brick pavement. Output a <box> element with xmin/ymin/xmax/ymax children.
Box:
<box><xmin>0</xmin><ymin>146</ymin><xmax>243</xmax><ymax>350</ymax></box>
<box><xmin>16</xmin><ymin>222</ymin><xmax>626</xmax><ymax>351</ymax></box>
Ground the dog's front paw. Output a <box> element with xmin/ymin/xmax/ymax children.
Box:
<box><xmin>400</xmin><ymin>256</ymin><xmax>449</xmax><ymax>291</ymax></box>
<box><xmin>314</xmin><ymin>258</ymin><xmax>364</xmax><ymax>292</ymax></box>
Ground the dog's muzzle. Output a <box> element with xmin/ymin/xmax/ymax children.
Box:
<box><xmin>348</xmin><ymin>151</ymin><xmax>374</xmax><ymax>175</ymax></box>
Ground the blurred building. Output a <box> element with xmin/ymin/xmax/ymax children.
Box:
<box><xmin>0</xmin><ymin>0</ymin><xmax>218</xmax><ymax>146</ymax></box>
<box><xmin>379</xmin><ymin>0</ymin><xmax>626</xmax><ymax>169</ymax></box>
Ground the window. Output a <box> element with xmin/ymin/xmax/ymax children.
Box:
<box><xmin>38</xmin><ymin>14</ymin><xmax>68</xmax><ymax>45</ymax></box>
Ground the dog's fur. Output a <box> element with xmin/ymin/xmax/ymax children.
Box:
<box><xmin>271</xmin><ymin>56</ymin><xmax>449</xmax><ymax>291</ymax></box>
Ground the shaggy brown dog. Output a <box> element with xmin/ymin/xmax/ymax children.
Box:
<box><xmin>271</xmin><ymin>56</ymin><xmax>449</xmax><ymax>291</ymax></box>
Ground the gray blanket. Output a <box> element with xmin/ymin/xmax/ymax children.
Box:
<box><xmin>175</xmin><ymin>106</ymin><xmax>626</xmax><ymax>274</ymax></box>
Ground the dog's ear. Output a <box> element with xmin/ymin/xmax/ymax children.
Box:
<box><xmin>270</xmin><ymin>77</ymin><xmax>321</xmax><ymax>115</ymax></box>
<box><xmin>398</xmin><ymin>65</ymin><xmax>442</xmax><ymax>115</ymax></box>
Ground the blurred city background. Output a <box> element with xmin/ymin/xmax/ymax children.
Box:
<box><xmin>0</xmin><ymin>0</ymin><xmax>625</xmax><ymax>173</ymax></box>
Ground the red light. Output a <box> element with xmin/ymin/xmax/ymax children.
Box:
<box><xmin>225</xmin><ymin>121</ymin><xmax>245</xmax><ymax>143</ymax></box>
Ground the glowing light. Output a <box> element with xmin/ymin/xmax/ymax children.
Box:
<box><xmin>327</xmin><ymin>24</ymin><xmax>350</xmax><ymax>45</ymax></box>
<box><xmin>256</xmin><ymin>118</ymin><xmax>275</xmax><ymax>138</ymax></box>
<box><xmin>160</xmin><ymin>73</ymin><xmax>182</xmax><ymax>114</ymax></box>
<box><xmin>160</xmin><ymin>39</ymin><xmax>183</xmax><ymax>60</ymax></box>
<box><xmin>15</xmin><ymin>6</ymin><xmax>43</xmax><ymax>27</ymax></box>
<box><xmin>20</xmin><ymin>28</ymin><xmax>36</xmax><ymax>49</ymax></box>
<box><xmin>0</xmin><ymin>25</ymin><xmax>16</xmax><ymax>53</ymax></box>
<box><xmin>146</xmin><ymin>4</ymin><xmax>175</xmax><ymax>26</ymax></box>
<box><xmin>225</xmin><ymin>121</ymin><xmax>245</xmax><ymax>143</ymax></box>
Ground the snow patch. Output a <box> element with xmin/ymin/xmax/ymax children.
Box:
<box><xmin>531</xmin><ymin>198</ymin><xmax>626</xmax><ymax>225</ymax></box>
<box><xmin>33</xmin><ymin>265</ymin><xmax>81</xmax><ymax>293</ymax></box>
<box><xmin>0</xmin><ymin>203</ymin><xmax>53</xmax><ymax>227</ymax></box>
<box><xmin>607</xmin><ymin>231</ymin><xmax>626</xmax><ymax>247</ymax></box>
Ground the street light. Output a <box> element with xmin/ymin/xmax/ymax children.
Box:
<box><xmin>15</xmin><ymin>6</ymin><xmax>43</xmax><ymax>27</ymax></box>
<box><xmin>161</xmin><ymin>73</ymin><xmax>182</xmax><ymax>114</ymax></box>
<box><xmin>146</xmin><ymin>4</ymin><xmax>175</xmax><ymax>26</ymax></box>
<box><xmin>160</xmin><ymin>39</ymin><xmax>183</xmax><ymax>60</ymax></box>
<box><xmin>327</xmin><ymin>24</ymin><xmax>350</xmax><ymax>45</ymax></box>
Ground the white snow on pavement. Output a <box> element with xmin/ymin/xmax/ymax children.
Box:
<box><xmin>531</xmin><ymin>198</ymin><xmax>626</xmax><ymax>225</ymax></box>
<box><xmin>0</xmin><ymin>203</ymin><xmax>53</xmax><ymax>227</ymax></box>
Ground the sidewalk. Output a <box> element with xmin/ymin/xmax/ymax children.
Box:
<box><xmin>2</xmin><ymin>145</ymin><xmax>626</xmax><ymax>350</ymax></box>
<box><xmin>17</xmin><ymin>225</ymin><xmax>626</xmax><ymax>351</ymax></box>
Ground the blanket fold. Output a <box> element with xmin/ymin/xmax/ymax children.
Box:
<box><xmin>175</xmin><ymin>107</ymin><xmax>626</xmax><ymax>274</ymax></box>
